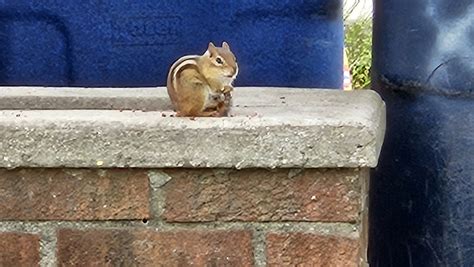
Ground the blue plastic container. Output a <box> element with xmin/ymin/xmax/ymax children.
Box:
<box><xmin>0</xmin><ymin>0</ymin><xmax>343</xmax><ymax>88</ymax></box>
<box><xmin>371</xmin><ymin>0</ymin><xmax>474</xmax><ymax>266</ymax></box>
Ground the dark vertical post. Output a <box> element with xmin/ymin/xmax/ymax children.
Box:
<box><xmin>371</xmin><ymin>0</ymin><xmax>474</xmax><ymax>266</ymax></box>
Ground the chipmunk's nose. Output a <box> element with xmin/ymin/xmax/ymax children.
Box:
<box><xmin>226</xmin><ymin>69</ymin><xmax>236</xmax><ymax>78</ymax></box>
<box><xmin>227</xmin><ymin>66</ymin><xmax>238</xmax><ymax>78</ymax></box>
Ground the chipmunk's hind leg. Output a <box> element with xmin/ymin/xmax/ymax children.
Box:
<box><xmin>177</xmin><ymin>108</ymin><xmax>219</xmax><ymax>117</ymax></box>
<box><xmin>196</xmin><ymin>109</ymin><xmax>220</xmax><ymax>117</ymax></box>
<box><xmin>174</xmin><ymin>72</ymin><xmax>208</xmax><ymax>117</ymax></box>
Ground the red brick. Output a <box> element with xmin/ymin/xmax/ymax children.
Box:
<box><xmin>0</xmin><ymin>169</ymin><xmax>150</xmax><ymax>220</ymax></box>
<box><xmin>57</xmin><ymin>229</ymin><xmax>254</xmax><ymax>266</ymax></box>
<box><xmin>0</xmin><ymin>232</ymin><xmax>40</xmax><ymax>266</ymax></box>
<box><xmin>266</xmin><ymin>233</ymin><xmax>360</xmax><ymax>267</ymax></box>
<box><xmin>162</xmin><ymin>169</ymin><xmax>362</xmax><ymax>222</ymax></box>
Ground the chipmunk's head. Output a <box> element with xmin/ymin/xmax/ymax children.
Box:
<box><xmin>201</xmin><ymin>42</ymin><xmax>239</xmax><ymax>84</ymax></box>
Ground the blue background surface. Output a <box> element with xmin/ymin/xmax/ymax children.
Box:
<box><xmin>371</xmin><ymin>0</ymin><xmax>474</xmax><ymax>266</ymax></box>
<box><xmin>0</xmin><ymin>0</ymin><xmax>343</xmax><ymax>88</ymax></box>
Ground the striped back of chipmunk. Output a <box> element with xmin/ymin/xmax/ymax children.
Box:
<box><xmin>166</xmin><ymin>55</ymin><xmax>200</xmax><ymax>106</ymax></box>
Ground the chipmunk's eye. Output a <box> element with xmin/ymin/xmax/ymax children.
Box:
<box><xmin>216</xmin><ymin>57</ymin><xmax>223</xmax><ymax>64</ymax></box>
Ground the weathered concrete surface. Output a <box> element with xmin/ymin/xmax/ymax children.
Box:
<box><xmin>0</xmin><ymin>87</ymin><xmax>173</xmax><ymax>111</ymax></box>
<box><xmin>0</xmin><ymin>87</ymin><xmax>385</xmax><ymax>168</ymax></box>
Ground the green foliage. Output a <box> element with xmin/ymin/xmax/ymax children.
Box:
<box><xmin>345</xmin><ymin>18</ymin><xmax>372</xmax><ymax>89</ymax></box>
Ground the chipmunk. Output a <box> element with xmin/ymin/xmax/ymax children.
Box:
<box><xmin>166</xmin><ymin>42</ymin><xmax>238</xmax><ymax>117</ymax></box>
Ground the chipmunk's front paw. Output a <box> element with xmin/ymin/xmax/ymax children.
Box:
<box><xmin>222</xmin><ymin>86</ymin><xmax>233</xmax><ymax>94</ymax></box>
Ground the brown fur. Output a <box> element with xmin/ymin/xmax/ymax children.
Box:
<box><xmin>166</xmin><ymin>42</ymin><xmax>238</xmax><ymax>117</ymax></box>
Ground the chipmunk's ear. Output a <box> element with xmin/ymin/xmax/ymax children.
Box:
<box><xmin>222</xmin><ymin>41</ymin><xmax>230</xmax><ymax>51</ymax></box>
<box><xmin>208</xmin><ymin>42</ymin><xmax>217</xmax><ymax>56</ymax></box>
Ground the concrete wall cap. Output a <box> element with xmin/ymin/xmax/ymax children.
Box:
<box><xmin>0</xmin><ymin>87</ymin><xmax>385</xmax><ymax>169</ymax></box>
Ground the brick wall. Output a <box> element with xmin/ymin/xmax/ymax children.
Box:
<box><xmin>0</xmin><ymin>168</ymin><xmax>369</xmax><ymax>266</ymax></box>
<box><xmin>0</xmin><ymin>87</ymin><xmax>384</xmax><ymax>266</ymax></box>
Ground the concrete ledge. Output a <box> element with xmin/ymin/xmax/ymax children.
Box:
<box><xmin>0</xmin><ymin>87</ymin><xmax>174</xmax><ymax>111</ymax></box>
<box><xmin>0</xmin><ymin>87</ymin><xmax>385</xmax><ymax>169</ymax></box>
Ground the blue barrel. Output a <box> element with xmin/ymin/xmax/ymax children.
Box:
<box><xmin>371</xmin><ymin>0</ymin><xmax>474</xmax><ymax>266</ymax></box>
<box><xmin>0</xmin><ymin>0</ymin><xmax>343</xmax><ymax>88</ymax></box>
